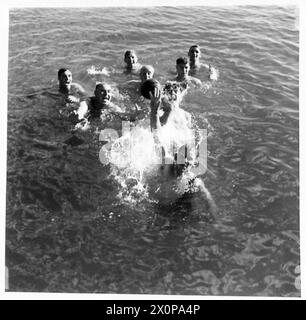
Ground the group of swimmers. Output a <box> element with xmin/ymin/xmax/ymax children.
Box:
<box><xmin>58</xmin><ymin>45</ymin><xmax>217</xmax><ymax>129</ymax></box>
<box><xmin>57</xmin><ymin>44</ymin><xmax>218</xmax><ymax>215</ymax></box>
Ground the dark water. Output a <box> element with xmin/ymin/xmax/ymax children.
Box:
<box><xmin>6</xmin><ymin>6</ymin><xmax>299</xmax><ymax>296</ymax></box>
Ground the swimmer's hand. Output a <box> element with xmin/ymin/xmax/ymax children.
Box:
<box><xmin>208</xmin><ymin>64</ymin><xmax>218</xmax><ymax>81</ymax></box>
<box><xmin>149</xmin><ymin>88</ymin><xmax>163</xmax><ymax>130</ymax></box>
<box><xmin>149</xmin><ymin>87</ymin><xmax>162</xmax><ymax>113</ymax></box>
<box><xmin>66</xmin><ymin>95</ymin><xmax>80</xmax><ymax>104</ymax></box>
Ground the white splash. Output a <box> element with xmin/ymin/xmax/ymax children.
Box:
<box><xmin>87</xmin><ymin>65</ymin><xmax>110</xmax><ymax>76</ymax></box>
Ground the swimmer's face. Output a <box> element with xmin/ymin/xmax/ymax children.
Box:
<box><xmin>125</xmin><ymin>51</ymin><xmax>138</xmax><ymax>67</ymax></box>
<box><xmin>140</xmin><ymin>66</ymin><xmax>154</xmax><ymax>82</ymax></box>
<box><xmin>188</xmin><ymin>47</ymin><xmax>201</xmax><ymax>62</ymax></box>
<box><xmin>59</xmin><ymin>70</ymin><xmax>72</xmax><ymax>87</ymax></box>
<box><xmin>176</xmin><ymin>62</ymin><xmax>190</xmax><ymax>78</ymax></box>
<box><xmin>161</xmin><ymin>83</ymin><xmax>178</xmax><ymax>108</ymax></box>
<box><xmin>161</xmin><ymin>82</ymin><xmax>186</xmax><ymax>107</ymax></box>
<box><xmin>95</xmin><ymin>84</ymin><xmax>112</xmax><ymax>105</ymax></box>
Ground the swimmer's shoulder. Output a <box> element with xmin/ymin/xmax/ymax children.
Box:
<box><xmin>71</xmin><ymin>82</ymin><xmax>86</xmax><ymax>95</ymax></box>
<box><xmin>124</xmin><ymin>64</ymin><xmax>142</xmax><ymax>75</ymax></box>
<box><xmin>132</xmin><ymin>63</ymin><xmax>143</xmax><ymax>75</ymax></box>
<box><xmin>135</xmin><ymin>63</ymin><xmax>143</xmax><ymax>72</ymax></box>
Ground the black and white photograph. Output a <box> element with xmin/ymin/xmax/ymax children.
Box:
<box><xmin>2</xmin><ymin>0</ymin><xmax>302</xmax><ymax>298</ymax></box>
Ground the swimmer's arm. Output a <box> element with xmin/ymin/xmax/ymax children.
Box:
<box><xmin>149</xmin><ymin>88</ymin><xmax>162</xmax><ymax>130</ymax></box>
<box><xmin>191</xmin><ymin>77</ymin><xmax>202</xmax><ymax>87</ymax></box>
<box><xmin>116</xmin><ymin>104</ymin><xmax>144</xmax><ymax>121</ymax></box>
<box><xmin>75</xmin><ymin>83</ymin><xmax>87</xmax><ymax>99</ymax></box>
<box><xmin>67</xmin><ymin>83</ymin><xmax>87</xmax><ymax>103</ymax></box>
<box><xmin>65</xmin><ymin>95</ymin><xmax>80</xmax><ymax>104</ymax></box>
<box><xmin>104</xmin><ymin>103</ymin><xmax>135</xmax><ymax>120</ymax></box>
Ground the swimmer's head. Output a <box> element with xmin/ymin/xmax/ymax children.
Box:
<box><xmin>176</xmin><ymin>57</ymin><xmax>190</xmax><ymax>78</ymax></box>
<box><xmin>124</xmin><ymin>50</ymin><xmax>138</xmax><ymax>68</ymax></box>
<box><xmin>94</xmin><ymin>82</ymin><xmax>112</xmax><ymax>106</ymax></box>
<box><xmin>140</xmin><ymin>79</ymin><xmax>161</xmax><ymax>100</ymax></box>
<box><xmin>58</xmin><ymin>68</ymin><xmax>72</xmax><ymax>87</ymax></box>
<box><xmin>139</xmin><ymin>65</ymin><xmax>154</xmax><ymax>83</ymax></box>
<box><xmin>161</xmin><ymin>81</ymin><xmax>187</xmax><ymax>106</ymax></box>
<box><xmin>188</xmin><ymin>45</ymin><xmax>201</xmax><ymax>63</ymax></box>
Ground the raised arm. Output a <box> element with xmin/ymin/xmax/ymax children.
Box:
<box><xmin>149</xmin><ymin>87</ymin><xmax>162</xmax><ymax>131</ymax></box>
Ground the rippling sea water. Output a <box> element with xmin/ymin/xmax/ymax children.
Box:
<box><xmin>6</xmin><ymin>6</ymin><xmax>299</xmax><ymax>296</ymax></box>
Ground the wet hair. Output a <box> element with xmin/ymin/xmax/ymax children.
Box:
<box><xmin>162</xmin><ymin>81</ymin><xmax>187</xmax><ymax>101</ymax></box>
<box><xmin>124</xmin><ymin>50</ymin><xmax>136</xmax><ymax>59</ymax></box>
<box><xmin>176</xmin><ymin>57</ymin><xmax>189</xmax><ymax>65</ymax></box>
<box><xmin>140</xmin><ymin>65</ymin><xmax>154</xmax><ymax>75</ymax></box>
<box><xmin>58</xmin><ymin>68</ymin><xmax>68</xmax><ymax>78</ymax></box>
<box><xmin>140</xmin><ymin>65</ymin><xmax>154</xmax><ymax>82</ymax></box>
<box><xmin>94</xmin><ymin>82</ymin><xmax>111</xmax><ymax>96</ymax></box>
<box><xmin>188</xmin><ymin>45</ymin><xmax>201</xmax><ymax>57</ymax></box>
<box><xmin>95</xmin><ymin>82</ymin><xmax>105</xmax><ymax>90</ymax></box>
<box><xmin>140</xmin><ymin>79</ymin><xmax>160</xmax><ymax>99</ymax></box>
<box><xmin>189</xmin><ymin>45</ymin><xmax>200</xmax><ymax>51</ymax></box>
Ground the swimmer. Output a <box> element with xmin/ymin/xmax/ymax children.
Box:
<box><xmin>58</xmin><ymin>68</ymin><xmax>87</xmax><ymax>104</ymax></box>
<box><xmin>75</xmin><ymin>82</ymin><xmax>141</xmax><ymax>130</ymax></box>
<box><xmin>88</xmin><ymin>82</ymin><xmax>122</xmax><ymax>118</ymax></box>
<box><xmin>140</xmin><ymin>78</ymin><xmax>161</xmax><ymax>100</ymax></box>
<box><xmin>175</xmin><ymin>57</ymin><xmax>202</xmax><ymax>87</ymax></box>
<box><xmin>124</xmin><ymin>50</ymin><xmax>142</xmax><ymax>74</ymax></box>
<box><xmin>147</xmin><ymin>81</ymin><xmax>217</xmax><ymax>216</ymax></box>
<box><xmin>147</xmin><ymin>81</ymin><xmax>190</xmax><ymax>130</ymax></box>
<box><xmin>121</xmin><ymin>66</ymin><xmax>155</xmax><ymax>117</ymax></box>
<box><xmin>125</xmin><ymin>65</ymin><xmax>154</xmax><ymax>87</ymax></box>
<box><xmin>188</xmin><ymin>45</ymin><xmax>218</xmax><ymax>80</ymax></box>
<box><xmin>140</xmin><ymin>65</ymin><xmax>154</xmax><ymax>83</ymax></box>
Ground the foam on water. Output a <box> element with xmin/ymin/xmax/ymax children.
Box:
<box><xmin>87</xmin><ymin>65</ymin><xmax>110</xmax><ymax>76</ymax></box>
<box><xmin>104</xmin><ymin>92</ymin><xmax>204</xmax><ymax>204</ymax></box>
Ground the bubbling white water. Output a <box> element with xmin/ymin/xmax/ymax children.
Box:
<box><xmin>107</xmin><ymin>123</ymin><xmax>158</xmax><ymax>203</ymax></box>
<box><xmin>103</xmin><ymin>82</ymin><xmax>208</xmax><ymax>204</ymax></box>
<box><xmin>106</xmin><ymin>117</ymin><xmax>203</xmax><ymax>204</ymax></box>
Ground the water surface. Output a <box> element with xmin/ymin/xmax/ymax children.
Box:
<box><xmin>6</xmin><ymin>6</ymin><xmax>299</xmax><ymax>296</ymax></box>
